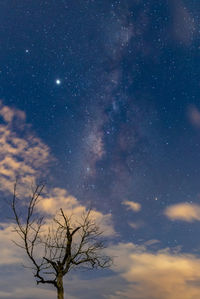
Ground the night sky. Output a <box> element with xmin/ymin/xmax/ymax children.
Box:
<box><xmin>0</xmin><ymin>1</ymin><xmax>200</xmax><ymax>298</ymax></box>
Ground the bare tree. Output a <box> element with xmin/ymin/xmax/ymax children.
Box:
<box><xmin>11</xmin><ymin>182</ymin><xmax>112</xmax><ymax>299</ymax></box>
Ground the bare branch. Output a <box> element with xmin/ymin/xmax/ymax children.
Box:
<box><xmin>11</xmin><ymin>181</ymin><xmax>112</xmax><ymax>297</ymax></box>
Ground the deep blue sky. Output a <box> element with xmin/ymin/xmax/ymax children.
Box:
<box><xmin>0</xmin><ymin>1</ymin><xmax>200</xmax><ymax>298</ymax></box>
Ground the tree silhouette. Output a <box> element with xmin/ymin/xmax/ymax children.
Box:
<box><xmin>11</xmin><ymin>182</ymin><xmax>112</xmax><ymax>299</ymax></box>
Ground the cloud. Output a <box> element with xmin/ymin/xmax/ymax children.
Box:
<box><xmin>188</xmin><ymin>105</ymin><xmax>200</xmax><ymax>128</ymax></box>
<box><xmin>0</xmin><ymin>265</ymin><xmax>121</xmax><ymax>299</ymax></box>
<box><xmin>0</xmin><ymin>223</ymin><xmax>22</xmax><ymax>265</ymax></box>
<box><xmin>170</xmin><ymin>0</ymin><xmax>196</xmax><ymax>46</ymax></box>
<box><xmin>129</xmin><ymin>221</ymin><xmax>144</xmax><ymax>230</ymax></box>
<box><xmin>107</xmin><ymin>242</ymin><xmax>200</xmax><ymax>299</ymax></box>
<box><xmin>0</xmin><ymin>220</ymin><xmax>115</xmax><ymax>299</ymax></box>
<box><xmin>38</xmin><ymin>187</ymin><xmax>115</xmax><ymax>237</ymax></box>
<box><xmin>0</xmin><ymin>188</ymin><xmax>116</xmax><ymax>296</ymax></box>
<box><xmin>2</xmin><ymin>218</ymin><xmax>200</xmax><ymax>299</ymax></box>
<box><xmin>0</xmin><ymin>267</ymin><xmax>56</xmax><ymax>299</ymax></box>
<box><xmin>0</xmin><ymin>102</ymin><xmax>52</xmax><ymax>195</ymax></box>
<box><xmin>123</xmin><ymin>200</ymin><xmax>141</xmax><ymax>212</ymax></box>
<box><xmin>164</xmin><ymin>203</ymin><xmax>200</xmax><ymax>222</ymax></box>
<box><xmin>0</xmin><ymin>187</ymin><xmax>116</xmax><ymax>296</ymax></box>
<box><xmin>143</xmin><ymin>239</ymin><xmax>160</xmax><ymax>246</ymax></box>
<box><xmin>0</xmin><ymin>101</ymin><xmax>26</xmax><ymax>123</ymax></box>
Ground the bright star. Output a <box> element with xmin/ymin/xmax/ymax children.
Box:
<box><xmin>56</xmin><ymin>79</ymin><xmax>61</xmax><ymax>85</ymax></box>
<box><xmin>86</xmin><ymin>167</ymin><xmax>90</xmax><ymax>172</ymax></box>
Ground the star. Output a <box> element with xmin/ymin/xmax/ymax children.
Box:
<box><xmin>86</xmin><ymin>167</ymin><xmax>91</xmax><ymax>173</ymax></box>
<box><xmin>56</xmin><ymin>79</ymin><xmax>61</xmax><ymax>85</ymax></box>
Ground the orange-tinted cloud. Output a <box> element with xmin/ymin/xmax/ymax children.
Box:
<box><xmin>39</xmin><ymin>187</ymin><xmax>115</xmax><ymax>237</ymax></box>
<box><xmin>107</xmin><ymin>243</ymin><xmax>200</xmax><ymax>299</ymax></box>
<box><xmin>123</xmin><ymin>200</ymin><xmax>141</xmax><ymax>212</ymax></box>
<box><xmin>188</xmin><ymin>105</ymin><xmax>200</xmax><ymax>128</ymax></box>
<box><xmin>165</xmin><ymin>203</ymin><xmax>200</xmax><ymax>222</ymax></box>
<box><xmin>0</xmin><ymin>102</ymin><xmax>52</xmax><ymax>194</ymax></box>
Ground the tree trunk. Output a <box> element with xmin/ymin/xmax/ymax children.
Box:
<box><xmin>57</xmin><ymin>273</ymin><xmax>64</xmax><ymax>299</ymax></box>
<box><xmin>57</xmin><ymin>287</ymin><xmax>64</xmax><ymax>299</ymax></box>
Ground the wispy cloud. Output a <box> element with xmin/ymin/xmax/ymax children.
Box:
<box><xmin>188</xmin><ymin>105</ymin><xmax>200</xmax><ymax>128</ymax></box>
<box><xmin>0</xmin><ymin>102</ymin><xmax>25</xmax><ymax>123</ymax></box>
<box><xmin>0</xmin><ymin>101</ymin><xmax>52</xmax><ymax>195</ymax></box>
<box><xmin>170</xmin><ymin>0</ymin><xmax>196</xmax><ymax>46</ymax></box>
<box><xmin>129</xmin><ymin>221</ymin><xmax>144</xmax><ymax>230</ymax></box>
<box><xmin>164</xmin><ymin>203</ymin><xmax>200</xmax><ymax>222</ymax></box>
<box><xmin>123</xmin><ymin>200</ymin><xmax>141</xmax><ymax>212</ymax></box>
